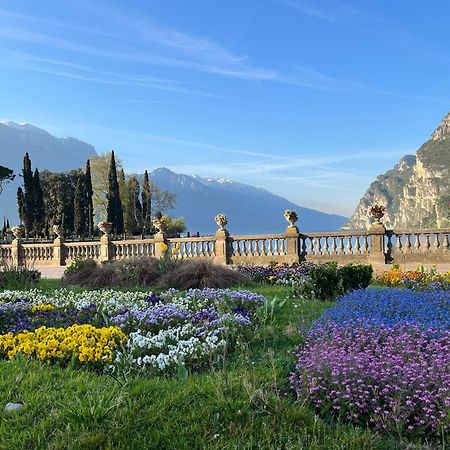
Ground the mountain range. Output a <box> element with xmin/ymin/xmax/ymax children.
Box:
<box><xmin>345</xmin><ymin>112</ymin><xmax>450</xmax><ymax>230</ymax></box>
<box><xmin>0</xmin><ymin>121</ymin><xmax>347</xmax><ymax>234</ymax></box>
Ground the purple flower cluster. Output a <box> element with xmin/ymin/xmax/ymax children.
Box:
<box><xmin>237</xmin><ymin>263</ymin><xmax>315</xmax><ymax>284</ymax></box>
<box><xmin>0</xmin><ymin>301</ymin><xmax>104</xmax><ymax>334</ymax></box>
<box><xmin>291</xmin><ymin>325</ymin><xmax>450</xmax><ymax>436</ymax></box>
<box><xmin>111</xmin><ymin>303</ymin><xmax>187</xmax><ymax>333</ymax></box>
<box><xmin>291</xmin><ymin>288</ymin><xmax>450</xmax><ymax>438</ymax></box>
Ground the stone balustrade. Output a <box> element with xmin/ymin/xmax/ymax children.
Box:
<box><xmin>1</xmin><ymin>222</ymin><xmax>449</xmax><ymax>268</ymax></box>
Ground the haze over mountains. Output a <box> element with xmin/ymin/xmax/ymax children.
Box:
<box><xmin>0</xmin><ymin>122</ymin><xmax>347</xmax><ymax>234</ymax></box>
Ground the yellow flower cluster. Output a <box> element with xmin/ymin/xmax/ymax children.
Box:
<box><xmin>0</xmin><ymin>324</ymin><xmax>127</xmax><ymax>363</ymax></box>
<box><xmin>31</xmin><ymin>304</ymin><xmax>55</xmax><ymax>312</ymax></box>
<box><xmin>159</xmin><ymin>242</ymin><xmax>169</xmax><ymax>253</ymax></box>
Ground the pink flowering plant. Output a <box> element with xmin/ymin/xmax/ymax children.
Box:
<box><xmin>290</xmin><ymin>288</ymin><xmax>450</xmax><ymax>439</ymax></box>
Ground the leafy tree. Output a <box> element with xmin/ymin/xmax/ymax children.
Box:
<box><xmin>106</xmin><ymin>151</ymin><xmax>124</xmax><ymax>234</ymax></box>
<box><xmin>124</xmin><ymin>176</ymin><xmax>142</xmax><ymax>235</ymax></box>
<box><xmin>165</xmin><ymin>216</ymin><xmax>186</xmax><ymax>237</ymax></box>
<box><xmin>33</xmin><ymin>168</ymin><xmax>45</xmax><ymax>237</ymax></box>
<box><xmin>0</xmin><ymin>165</ymin><xmax>14</xmax><ymax>196</ymax></box>
<box><xmin>84</xmin><ymin>159</ymin><xmax>94</xmax><ymax>237</ymax></box>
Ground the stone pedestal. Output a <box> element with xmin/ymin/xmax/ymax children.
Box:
<box><xmin>100</xmin><ymin>234</ymin><xmax>113</xmax><ymax>263</ymax></box>
<box><xmin>153</xmin><ymin>232</ymin><xmax>167</xmax><ymax>259</ymax></box>
<box><xmin>214</xmin><ymin>228</ymin><xmax>230</xmax><ymax>265</ymax></box>
<box><xmin>285</xmin><ymin>225</ymin><xmax>300</xmax><ymax>263</ymax></box>
<box><xmin>52</xmin><ymin>237</ymin><xmax>65</xmax><ymax>266</ymax></box>
<box><xmin>369</xmin><ymin>222</ymin><xmax>386</xmax><ymax>264</ymax></box>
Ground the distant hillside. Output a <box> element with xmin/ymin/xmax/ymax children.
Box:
<box><xmin>0</xmin><ymin>121</ymin><xmax>96</xmax><ymax>223</ymax></box>
<box><xmin>144</xmin><ymin>168</ymin><xmax>347</xmax><ymax>235</ymax></box>
<box><xmin>0</xmin><ymin>121</ymin><xmax>347</xmax><ymax>233</ymax></box>
<box><xmin>346</xmin><ymin>112</ymin><xmax>450</xmax><ymax>229</ymax></box>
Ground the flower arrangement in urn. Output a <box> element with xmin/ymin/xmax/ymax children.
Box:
<box><xmin>98</xmin><ymin>221</ymin><xmax>112</xmax><ymax>235</ymax></box>
<box><xmin>368</xmin><ymin>204</ymin><xmax>386</xmax><ymax>223</ymax></box>
<box><xmin>284</xmin><ymin>209</ymin><xmax>298</xmax><ymax>227</ymax></box>
<box><xmin>10</xmin><ymin>225</ymin><xmax>24</xmax><ymax>239</ymax></box>
<box><xmin>215</xmin><ymin>213</ymin><xmax>228</xmax><ymax>230</ymax></box>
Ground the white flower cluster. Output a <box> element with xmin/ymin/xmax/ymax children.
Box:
<box><xmin>124</xmin><ymin>323</ymin><xmax>225</xmax><ymax>372</ymax></box>
<box><xmin>0</xmin><ymin>289</ymin><xmax>152</xmax><ymax>314</ymax></box>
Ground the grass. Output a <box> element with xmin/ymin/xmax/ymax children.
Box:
<box><xmin>0</xmin><ymin>284</ymin><xmax>439</xmax><ymax>449</ymax></box>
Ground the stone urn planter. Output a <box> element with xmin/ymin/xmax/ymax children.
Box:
<box><xmin>152</xmin><ymin>216</ymin><xmax>168</xmax><ymax>234</ymax></box>
<box><xmin>52</xmin><ymin>224</ymin><xmax>64</xmax><ymax>239</ymax></box>
<box><xmin>284</xmin><ymin>210</ymin><xmax>298</xmax><ymax>227</ymax></box>
<box><xmin>98</xmin><ymin>221</ymin><xmax>112</xmax><ymax>235</ymax></box>
<box><xmin>368</xmin><ymin>204</ymin><xmax>386</xmax><ymax>224</ymax></box>
<box><xmin>215</xmin><ymin>213</ymin><xmax>228</xmax><ymax>230</ymax></box>
<box><xmin>10</xmin><ymin>225</ymin><xmax>24</xmax><ymax>239</ymax></box>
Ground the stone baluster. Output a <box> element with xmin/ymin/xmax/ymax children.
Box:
<box><xmin>405</xmin><ymin>234</ymin><xmax>412</xmax><ymax>252</ymax></box>
<box><xmin>396</xmin><ymin>234</ymin><xmax>402</xmax><ymax>253</ymax></box>
<box><xmin>355</xmin><ymin>236</ymin><xmax>361</xmax><ymax>254</ymax></box>
<box><xmin>423</xmin><ymin>233</ymin><xmax>431</xmax><ymax>253</ymax></box>
<box><xmin>331</xmin><ymin>237</ymin><xmax>337</xmax><ymax>255</ymax></box>
<box><xmin>433</xmin><ymin>233</ymin><xmax>440</xmax><ymax>253</ymax></box>
<box><xmin>443</xmin><ymin>233</ymin><xmax>449</xmax><ymax>252</ymax></box>
<box><xmin>338</xmin><ymin>236</ymin><xmax>344</xmax><ymax>254</ymax></box>
<box><xmin>414</xmin><ymin>233</ymin><xmax>421</xmax><ymax>252</ymax></box>
<box><xmin>346</xmin><ymin>237</ymin><xmax>353</xmax><ymax>255</ymax></box>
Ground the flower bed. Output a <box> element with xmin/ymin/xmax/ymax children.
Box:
<box><xmin>0</xmin><ymin>288</ymin><xmax>264</xmax><ymax>375</ymax></box>
<box><xmin>376</xmin><ymin>266</ymin><xmax>450</xmax><ymax>290</ymax></box>
<box><xmin>291</xmin><ymin>287</ymin><xmax>450</xmax><ymax>438</ymax></box>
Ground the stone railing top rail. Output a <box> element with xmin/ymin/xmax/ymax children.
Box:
<box><xmin>301</xmin><ymin>231</ymin><xmax>370</xmax><ymax>238</ymax></box>
<box><xmin>387</xmin><ymin>228</ymin><xmax>450</xmax><ymax>235</ymax></box>
<box><xmin>166</xmin><ymin>236</ymin><xmax>216</xmax><ymax>243</ymax></box>
<box><xmin>21</xmin><ymin>242</ymin><xmax>54</xmax><ymax>248</ymax></box>
<box><xmin>65</xmin><ymin>241</ymin><xmax>102</xmax><ymax>247</ymax></box>
<box><xmin>230</xmin><ymin>233</ymin><xmax>287</xmax><ymax>240</ymax></box>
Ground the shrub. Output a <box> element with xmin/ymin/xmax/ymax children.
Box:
<box><xmin>0</xmin><ymin>264</ymin><xmax>41</xmax><ymax>289</ymax></box>
<box><xmin>158</xmin><ymin>259</ymin><xmax>247</xmax><ymax>290</ymax></box>
<box><xmin>339</xmin><ymin>264</ymin><xmax>373</xmax><ymax>292</ymax></box>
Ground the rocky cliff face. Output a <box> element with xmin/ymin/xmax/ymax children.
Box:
<box><xmin>345</xmin><ymin>113</ymin><xmax>450</xmax><ymax>230</ymax></box>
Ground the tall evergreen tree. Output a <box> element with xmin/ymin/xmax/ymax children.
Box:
<box><xmin>85</xmin><ymin>159</ymin><xmax>94</xmax><ymax>236</ymax></box>
<box><xmin>17</xmin><ymin>187</ymin><xmax>25</xmax><ymax>225</ymax></box>
<box><xmin>73</xmin><ymin>175</ymin><xmax>85</xmax><ymax>236</ymax></box>
<box><xmin>33</xmin><ymin>168</ymin><xmax>45</xmax><ymax>237</ymax></box>
<box><xmin>22</xmin><ymin>153</ymin><xmax>34</xmax><ymax>236</ymax></box>
<box><xmin>141</xmin><ymin>170</ymin><xmax>152</xmax><ymax>235</ymax></box>
<box><xmin>106</xmin><ymin>150</ymin><xmax>124</xmax><ymax>234</ymax></box>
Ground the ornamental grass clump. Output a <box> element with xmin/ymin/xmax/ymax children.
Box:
<box><xmin>290</xmin><ymin>325</ymin><xmax>450</xmax><ymax>437</ymax></box>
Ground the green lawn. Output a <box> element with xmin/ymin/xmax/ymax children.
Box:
<box><xmin>0</xmin><ymin>284</ymin><xmax>430</xmax><ymax>449</ymax></box>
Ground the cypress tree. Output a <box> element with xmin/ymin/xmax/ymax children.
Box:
<box><xmin>73</xmin><ymin>175</ymin><xmax>85</xmax><ymax>237</ymax></box>
<box><xmin>85</xmin><ymin>159</ymin><xmax>94</xmax><ymax>237</ymax></box>
<box><xmin>106</xmin><ymin>150</ymin><xmax>124</xmax><ymax>235</ymax></box>
<box><xmin>22</xmin><ymin>153</ymin><xmax>34</xmax><ymax>236</ymax></box>
<box><xmin>141</xmin><ymin>170</ymin><xmax>152</xmax><ymax>236</ymax></box>
<box><xmin>33</xmin><ymin>168</ymin><xmax>45</xmax><ymax>237</ymax></box>
<box><xmin>17</xmin><ymin>187</ymin><xmax>25</xmax><ymax>225</ymax></box>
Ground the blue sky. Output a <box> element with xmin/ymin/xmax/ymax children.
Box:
<box><xmin>1</xmin><ymin>0</ymin><xmax>449</xmax><ymax>217</ymax></box>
